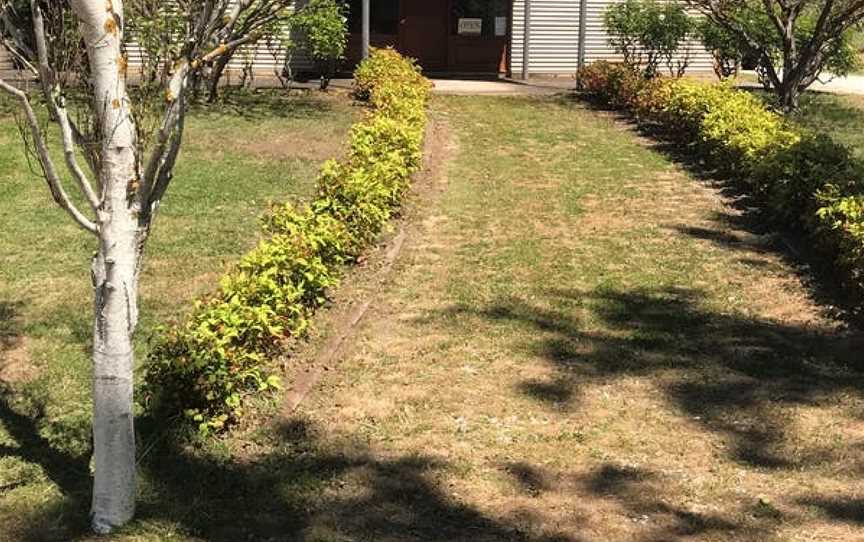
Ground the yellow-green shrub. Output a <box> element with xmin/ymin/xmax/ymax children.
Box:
<box><xmin>354</xmin><ymin>47</ymin><xmax>431</xmax><ymax>119</ymax></box>
<box><xmin>143</xmin><ymin>49</ymin><xmax>431</xmax><ymax>434</ymax></box>
<box><xmin>817</xmin><ymin>190</ymin><xmax>864</xmax><ymax>293</ymax></box>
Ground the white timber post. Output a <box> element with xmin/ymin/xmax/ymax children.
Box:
<box><xmin>361</xmin><ymin>0</ymin><xmax>370</xmax><ymax>59</ymax></box>
<box><xmin>522</xmin><ymin>0</ymin><xmax>531</xmax><ymax>80</ymax></box>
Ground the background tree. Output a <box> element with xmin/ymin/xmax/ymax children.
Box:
<box><xmin>604</xmin><ymin>0</ymin><xmax>651</xmax><ymax>68</ymax></box>
<box><xmin>1</xmin><ymin>0</ymin><xmax>82</xmax><ymax>83</ymax></box>
<box><xmin>292</xmin><ymin>0</ymin><xmax>348</xmax><ymax>90</ymax></box>
<box><xmin>0</xmin><ymin>0</ymin><xmax>295</xmax><ymax>533</ymax></box>
<box><xmin>696</xmin><ymin>16</ymin><xmax>742</xmax><ymax>78</ymax></box>
<box><xmin>201</xmin><ymin>0</ymin><xmax>296</xmax><ymax>102</ymax></box>
<box><xmin>687</xmin><ymin>0</ymin><xmax>864</xmax><ymax>111</ymax></box>
<box><xmin>604</xmin><ymin>0</ymin><xmax>695</xmax><ymax>78</ymax></box>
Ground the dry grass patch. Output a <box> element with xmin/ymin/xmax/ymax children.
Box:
<box><xmin>290</xmin><ymin>96</ymin><xmax>864</xmax><ymax>542</ymax></box>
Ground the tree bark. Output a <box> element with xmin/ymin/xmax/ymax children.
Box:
<box><xmin>69</xmin><ymin>0</ymin><xmax>143</xmax><ymax>532</ymax></box>
<box><xmin>207</xmin><ymin>53</ymin><xmax>231</xmax><ymax>103</ymax></box>
<box><xmin>90</xmin><ymin>147</ymin><xmax>144</xmax><ymax>533</ymax></box>
<box><xmin>778</xmin><ymin>81</ymin><xmax>800</xmax><ymax>112</ymax></box>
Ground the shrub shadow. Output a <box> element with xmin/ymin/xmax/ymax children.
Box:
<box><xmin>567</xmin><ymin>93</ymin><xmax>864</xmax><ymax>326</ymax></box>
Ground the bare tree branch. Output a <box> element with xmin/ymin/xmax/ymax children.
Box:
<box><xmin>0</xmin><ymin>78</ymin><xmax>98</xmax><ymax>234</ymax></box>
<box><xmin>140</xmin><ymin>62</ymin><xmax>189</xmax><ymax>205</ymax></box>
<box><xmin>31</xmin><ymin>1</ymin><xmax>100</xmax><ymax>211</ymax></box>
<box><xmin>147</xmin><ymin>95</ymin><xmax>185</xmax><ymax>210</ymax></box>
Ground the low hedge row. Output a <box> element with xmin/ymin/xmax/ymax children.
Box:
<box><xmin>142</xmin><ymin>48</ymin><xmax>432</xmax><ymax>434</ymax></box>
<box><xmin>578</xmin><ymin>61</ymin><xmax>864</xmax><ymax>307</ymax></box>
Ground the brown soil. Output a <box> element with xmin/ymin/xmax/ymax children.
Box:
<box><xmin>238</xmin><ymin>133</ymin><xmax>348</xmax><ymax>162</ymax></box>
<box><xmin>0</xmin><ymin>336</ymin><xmax>37</xmax><ymax>384</ymax></box>
<box><xmin>278</xmin><ymin>116</ymin><xmax>454</xmax><ymax>417</ymax></box>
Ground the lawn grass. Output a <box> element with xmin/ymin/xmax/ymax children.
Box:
<box><xmin>792</xmin><ymin>91</ymin><xmax>864</xmax><ymax>160</ymax></box>
<box><xmin>295</xmin><ymin>96</ymin><xmax>864</xmax><ymax>541</ymax></box>
<box><xmin>3</xmin><ymin>94</ymin><xmax>863</xmax><ymax>541</ymax></box>
<box><xmin>0</xmin><ymin>89</ymin><xmax>359</xmax><ymax>538</ymax></box>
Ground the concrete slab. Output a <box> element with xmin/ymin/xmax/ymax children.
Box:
<box><xmin>739</xmin><ymin>70</ymin><xmax>864</xmax><ymax>97</ymax></box>
<box><xmin>429</xmin><ymin>78</ymin><xmax>575</xmax><ymax>95</ymax></box>
<box><xmin>809</xmin><ymin>74</ymin><xmax>864</xmax><ymax>96</ymax></box>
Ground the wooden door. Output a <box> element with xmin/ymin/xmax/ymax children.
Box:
<box><xmin>399</xmin><ymin>1</ymin><xmax>449</xmax><ymax>71</ymax></box>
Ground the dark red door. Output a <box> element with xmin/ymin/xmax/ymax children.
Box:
<box><xmin>399</xmin><ymin>1</ymin><xmax>449</xmax><ymax>71</ymax></box>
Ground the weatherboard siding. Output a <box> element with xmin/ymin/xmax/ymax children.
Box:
<box><xmin>512</xmin><ymin>0</ymin><xmax>715</xmax><ymax>76</ymax></box>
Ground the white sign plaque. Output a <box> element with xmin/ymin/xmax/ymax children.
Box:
<box><xmin>495</xmin><ymin>16</ymin><xmax>507</xmax><ymax>36</ymax></box>
<box><xmin>458</xmin><ymin>18</ymin><xmax>483</xmax><ymax>36</ymax></box>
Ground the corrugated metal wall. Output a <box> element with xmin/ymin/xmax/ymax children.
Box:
<box><xmin>0</xmin><ymin>47</ymin><xmax>14</xmax><ymax>73</ymax></box>
<box><xmin>511</xmin><ymin>0</ymin><xmax>581</xmax><ymax>75</ymax></box>
<box><xmin>512</xmin><ymin>0</ymin><xmax>714</xmax><ymax>76</ymax></box>
<box><xmin>124</xmin><ymin>1</ymin><xmax>314</xmax><ymax>80</ymax></box>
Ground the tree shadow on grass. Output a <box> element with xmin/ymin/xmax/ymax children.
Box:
<box><xmin>0</xmin><ymin>301</ymin><xmax>21</xmax><ymax>365</ymax></box>
<box><xmin>500</xmin><ymin>461</ymin><xmax>780</xmax><ymax>541</ymax></box>
<box><xmin>0</xmin><ymin>385</ymin><xmax>91</xmax><ymax>539</ymax></box>
<box><xmin>133</xmin><ymin>417</ymin><xmax>577</xmax><ymax>541</ymax></box>
<box><xmin>191</xmin><ymin>90</ymin><xmax>347</xmax><ymax>121</ymax></box>
<box><xmin>4</xmin><ymin>409</ymin><xmax>576</xmax><ymax>542</ymax></box>
<box><xmin>440</xmin><ymin>286</ymin><xmax>864</xmax><ymax>472</ymax></box>
<box><xmin>431</xmin><ymin>286</ymin><xmax>864</xmax><ymax>537</ymax></box>
<box><xmin>796</xmin><ymin>496</ymin><xmax>864</xmax><ymax>526</ymax></box>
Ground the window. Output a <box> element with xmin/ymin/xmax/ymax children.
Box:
<box><xmin>451</xmin><ymin>0</ymin><xmax>509</xmax><ymax>37</ymax></box>
<box><xmin>346</xmin><ymin>0</ymin><xmax>400</xmax><ymax>35</ymax></box>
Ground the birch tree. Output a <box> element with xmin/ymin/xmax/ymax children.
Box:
<box><xmin>0</xmin><ymin>0</ymin><xmax>295</xmax><ymax>533</ymax></box>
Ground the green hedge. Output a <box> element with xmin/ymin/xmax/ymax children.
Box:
<box><xmin>577</xmin><ymin>61</ymin><xmax>864</xmax><ymax>307</ymax></box>
<box><xmin>142</xmin><ymin>48</ymin><xmax>432</xmax><ymax>434</ymax></box>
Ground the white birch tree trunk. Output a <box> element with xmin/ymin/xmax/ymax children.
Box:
<box><xmin>71</xmin><ymin>0</ymin><xmax>143</xmax><ymax>532</ymax></box>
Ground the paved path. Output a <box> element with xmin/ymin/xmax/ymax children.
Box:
<box><xmin>429</xmin><ymin>78</ymin><xmax>573</xmax><ymax>95</ymax></box>
<box><xmin>739</xmin><ymin>70</ymin><xmax>864</xmax><ymax>96</ymax></box>
<box><xmin>810</xmin><ymin>73</ymin><xmax>864</xmax><ymax>96</ymax></box>
<box><xmin>325</xmin><ymin>77</ymin><xmax>576</xmax><ymax>96</ymax></box>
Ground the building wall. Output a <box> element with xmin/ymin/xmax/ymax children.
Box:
<box><xmin>0</xmin><ymin>47</ymin><xmax>14</xmax><ymax>74</ymax></box>
<box><xmin>123</xmin><ymin>1</ymin><xmax>314</xmax><ymax>81</ymax></box>
<box><xmin>1</xmin><ymin>1</ymin><xmax>718</xmax><ymax>81</ymax></box>
<box><xmin>511</xmin><ymin>0</ymin><xmax>582</xmax><ymax>76</ymax></box>
<box><xmin>512</xmin><ymin>0</ymin><xmax>715</xmax><ymax>77</ymax></box>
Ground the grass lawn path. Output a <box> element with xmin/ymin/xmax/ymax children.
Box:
<box><xmin>293</xmin><ymin>95</ymin><xmax>864</xmax><ymax>542</ymax></box>
<box><xmin>5</xmin><ymin>94</ymin><xmax>863</xmax><ymax>542</ymax></box>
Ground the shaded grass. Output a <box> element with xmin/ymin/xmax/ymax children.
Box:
<box><xmin>792</xmin><ymin>92</ymin><xmax>864</xmax><ymax>160</ymax></box>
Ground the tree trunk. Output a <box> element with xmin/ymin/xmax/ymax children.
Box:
<box><xmin>89</xmin><ymin>146</ymin><xmax>144</xmax><ymax>533</ymax></box>
<box><xmin>778</xmin><ymin>73</ymin><xmax>803</xmax><ymax>112</ymax></box>
<box><xmin>207</xmin><ymin>54</ymin><xmax>231</xmax><ymax>103</ymax></box>
<box><xmin>70</xmin><ymin>0</ymin><xmax>145</xmax><ymax>532</ymax></box>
